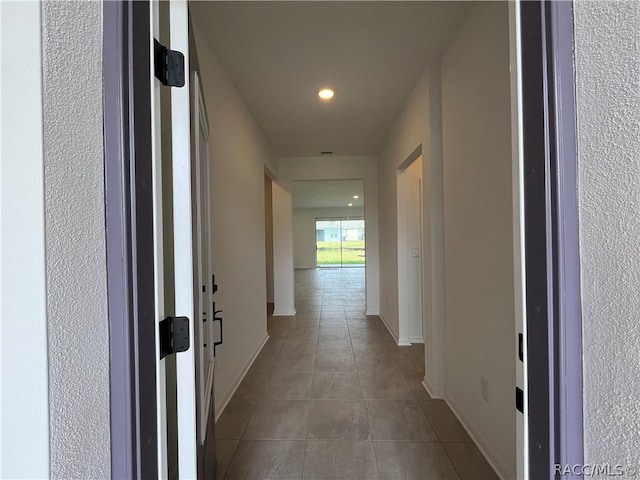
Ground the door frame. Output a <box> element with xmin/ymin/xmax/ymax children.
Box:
<box><xmin>103</xmin><ymin>1</ymin><xmax>158</xmax><ymax>477</ymax></box>
<box><xmin>104</xmin><ymin>0</ymin><xmax>584</xmax><ymax>477</ymax></box>
<box><xmin>520</xmin><ymin>1</ymin><xmax>584</xmax><ymax>478</ymax></box>
<box><xmin>105</xmin><ymin>2</ymin><xmax>201</xmax><ymax>477</ymax></box>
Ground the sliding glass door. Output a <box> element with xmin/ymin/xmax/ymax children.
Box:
<box><xmin>316</xmin><ymin>218</ymin><xmax>365</xmax><ymax>267</ymax></box>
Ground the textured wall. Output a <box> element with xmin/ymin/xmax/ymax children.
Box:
<box><xmin>41</xmin><ymin>1</ymin><xmax>111</xmax><ymax>477</ymax></box>
<box><xmin>574</xmin><ymin>0</ymin><xmax>640</xmax><ymax>471</ymax></box>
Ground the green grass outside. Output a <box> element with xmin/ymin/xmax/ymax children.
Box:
<box><xmin>317</xmin><ymin>240</ymin><xmax>366</xmax><ymax>266</ymax></box>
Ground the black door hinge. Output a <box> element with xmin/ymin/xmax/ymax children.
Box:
<box><xmin>154</xmin><ymin>39</ymin><xmax>185</xmax><ymax>88</ymax></box>
<box><xmin>160</xmin><ymin>316</ymin><xmax>190</xmax><ymax>359</ymax></box>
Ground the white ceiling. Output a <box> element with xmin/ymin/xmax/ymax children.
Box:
<box><xmin>292</xmin><ymin>180</ymin><xmax>364</xmax><ymax>209</ymax></box>
<box><xmin>190</xmin><ymin>1</ymin><xmax>471</xmax><ymax>157</ymax></box>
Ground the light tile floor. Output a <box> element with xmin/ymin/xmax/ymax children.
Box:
<box><xmin>215</xmin><ymin>268</ymin><xmax>499</xmax><ymax>480</ymax></box>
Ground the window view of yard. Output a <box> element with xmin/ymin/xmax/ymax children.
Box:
<box><xmin>316</xmin><ymin>219</ymin><xmax>365</xmax><ymax>267</ymax></box>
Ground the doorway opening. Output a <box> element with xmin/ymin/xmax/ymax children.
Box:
<box><xmin>315</xmin><ymin>218</ymin><xmax>366</xmax><ymax>268</ymax></box>
<box><xmin>291</xmin><ymin>179</ymin><xmax>365</xmax><ymax>271</ymax></box>
<box><xmin>99</xmin><ymin>2</ymin><xmax>584</xmax><ymax>479</ymax></box>
<box><xmin>397</xmin><ymin>153</ymin><xmax>424</xmax><ymax>345</ymax></box>
<box><xmin>264</xmin><ymin>174</ymin><xmax>275</xmax><ymax>315</ymax></box>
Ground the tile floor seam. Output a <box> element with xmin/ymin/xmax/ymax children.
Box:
<box><xmin>441</xmin><ymin>442</ymin><xmax>466</xmax><ymax>480</ymax></box>
<box><xmin>361</xmin><ymin>384</ymin><xmax>384</xmax><ymax>479</ymax></box>
<box><xmin>218</xmin><ymin>439</ymin><xmax>239</xmax><ymax>480</ymax></box>
<box><xmin>370</xmin><ymin>436</ymin><xmax>384</xmax><ymax>480</ymax></box>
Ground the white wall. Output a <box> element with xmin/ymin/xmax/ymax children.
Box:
<box><xmin>42</xmin><ymin>1</ymin><xmax>111</xmax><ymax>476</ymax></box>
<box><xmin>279</xmin><ymin>156</ymin><xmax>379</xmax><ymax>314</ymax></box>
<box><xmin>0</xmin><ymin>2</ymin><xmax>50</xmax><ymax>477</ymax></box>
<box><xmin>293</xmin><ymin>206</ymin><xmax>365</xmax><ymax>269</ymax></box>
<box><xmin>378</xmin><ymin>63</ymin><xmax>446</xmax><ymax>386</ymax></box>
<box><xmin>441</xmin><ymin>3</ymin><xmax>514</xmax><ymax>478</ymax></box>
<box><xmin>194</xmin><ymin>26</ymin><xmax>277</xmax><ymax>413</ymax></box>
<box><xmin>272</xmin><ymin>181</ymin><xmax>296</xmax><ymax>316</ymax></box>
<box><xmin>574</xmin><ymin>0</ymin><xmax>640</xmax><ymax>470</ymax></box>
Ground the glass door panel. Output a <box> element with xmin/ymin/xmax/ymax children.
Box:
<box><xmin>316</xmin><ymin>218</ymin><xmax>365</xmax><ymax>268</ymax></box>
<box><xmin>341</xmin><ymin>219</ymin><xmax>365</xmax><ymax>267</ymax></box>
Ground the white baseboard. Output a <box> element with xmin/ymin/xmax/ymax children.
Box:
<box><xmin>378</xmin><ymin>313</ymin><xmax>410</xmax><ymax>346</ymax></box>
<box><xmin>409</xmin><ymin>335</ymin><xmax>424</xmax><ymax>343</ymax></box>
<box><xmin>215</xmin><ymin>333</ymin><xmax>269</xmax><ymax>422</ymax></box>
<box><xmin>422</xmin><ymin>377</ymin><xmax>444</xmax><ymax>399</ymax></box>
<box><xmin>272</xmin><ymin>309</ymin><xmax>296</xmax><ymax>316</ymax></box>
<box><xmin>365</xmin><ymin>310</ymin><xmax>379</xmax><ymax>316</ymax></box>
<box><xmin>445</xmin><ymin>395</ymin><xmax>511</xmax><ymax>480</ymax></box>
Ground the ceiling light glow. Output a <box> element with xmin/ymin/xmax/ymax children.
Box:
<box><xmin>318</xmin><ymin>88</ymin><xmax>334</xmax><ymax>100</ymax></box>
<box><xmin>353</xmin><ymin>195</ymin><xmax>359</xmax><ymax>199</ymax></box>
<box><xmin>348</xmin><ymin>203</ymin><xmax>353</xmax><ymax>207</ymax></box>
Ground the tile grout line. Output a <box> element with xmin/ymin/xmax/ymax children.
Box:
<box><xmin>219</xmin><ymin>438</ymin><xmax>240</xmax><ymax>480</ymax></box>
<box><xmin>440</xmin><ymin>442</ymin><xmax>465</xmax><ymax>480</ymax></box>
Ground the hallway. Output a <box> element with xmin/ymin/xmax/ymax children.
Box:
<box><xmin>214</xmin><ymin>269</ymin><xmax>498</xmax><ymax>479</ymax></box>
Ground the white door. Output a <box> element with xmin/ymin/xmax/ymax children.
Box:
<box><xmin>150</xmin><ymin>0</ymin><xmax>198</xmax><ymax>478</ymax></box>
<box><xmin>193</xmin><ymin>71</ymin><xmax>215</xmax><ymax>446</ymax></box>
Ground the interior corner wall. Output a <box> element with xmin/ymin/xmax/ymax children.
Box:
<box><xmin>279</xmin><ymin>156</ymin><xmax>379</xmax><ymax>314</ymax></box>
<box><xmin>441</xmin><ymin>2</ymin><xmax>515</xmax><ymax>478</ymax></box>
<box><xmin>193</xmin><ymin>25</ymin><xmax>276</xmax><ymax>412</ymax></box>
<box><xmin>574</xmin><ymin>0</ymin><xmax>640</xmax><ymax>467</ymax></box>
<box><xmin>293</xmin><ymin>207</ymin><xmax>365</xmax><ymax>269</ymax></box>
<box><xmin>40</xmin><ymin>1</ymin><xmax>112</xmax><ymax>476</ymax></box>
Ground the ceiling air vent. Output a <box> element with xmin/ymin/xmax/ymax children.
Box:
<box><xmin>321</xmin><ymin>151</ymin><xmax>333</xmax><ymax>155</ymax></box>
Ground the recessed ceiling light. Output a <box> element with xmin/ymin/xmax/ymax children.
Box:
<box><xmin>348</xmin><ymin>203</ymin><xmax>353</xmax><ymax>207</ymax></box>
<box><xmin>353</xmin><ymin>195</ymin><xmax>359</xmax><ymax>199</ymax></box>
<box><xmin>318</xmin><ymin>88</ymin><xmax>334</xmax><ymax>100</ymax></box>
<box><xmin>315</xmin><ymin>194</ymin><xmax>320</xmax><ymax>197</ymax></box>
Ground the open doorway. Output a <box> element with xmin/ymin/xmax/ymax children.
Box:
<box><xmin>397</xmin><ymin>154</ymin><xmax>424</xmax><ymax>345</ymax></box>
<box><xmin>291</xmin><ymin>179</ymin><xmax>365</xmax><ymax>270</ymax></box>
<box><xmin>316</xmin><ymin>218</ymin><xmax>365</xmax><ymax>268</ymax></box>
<box><xmin>264</xmin><ymin>174</ymin><xmax>275</xmax><ymax>314</ymax></box>
<box><xmin>97</xmin><ymin>2</ymin><xmax>584</xmax><ymax>479</ymax></box>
